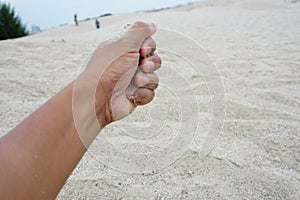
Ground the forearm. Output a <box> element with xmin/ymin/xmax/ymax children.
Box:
<box><xmin>0</xmin><ymin>81</ymin><xmax>105</xmax><ymax>199</ymax></box>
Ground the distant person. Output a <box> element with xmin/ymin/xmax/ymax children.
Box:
<box><xmin>74</xmin><ymin>14</ymin><xmax>78</xmax><ymax>26</ymax></box>
<box><xmin>95</xmin><ymin>18</ymin><xmax>100</xmax><ymax>29</ymax></box>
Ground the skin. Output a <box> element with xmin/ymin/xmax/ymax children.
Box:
<box><xmin>0</xmin><ymin>21</ymin><xmax>161</xmax><ymax>199</ymax></box>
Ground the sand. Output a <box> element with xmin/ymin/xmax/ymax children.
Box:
<box><xmin>0</xmin><ymin>0</ymin><xmax>299</xmax><ymax>199</ymax></box>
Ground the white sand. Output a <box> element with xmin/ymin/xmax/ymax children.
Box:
<box><xmin>1</xmin><ymin>0</ymin><xmax>300</xmax><ymax>199</ymax></box>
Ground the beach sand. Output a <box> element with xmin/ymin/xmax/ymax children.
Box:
<box><xmin>0</xmin><ymin>0</ymin><xmax>299</xmax><ymax>199</ymax></box>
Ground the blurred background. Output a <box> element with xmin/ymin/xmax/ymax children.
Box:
<box><xmin>5</xmin><ymin>0</ymin><xmax>202</xmax><ymax>31</ymax></box>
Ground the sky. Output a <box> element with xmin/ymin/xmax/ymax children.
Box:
<box><xmin>4</xmin><ymin>0</ymin><xmax>201</xmax><ymax>30</ymax></box>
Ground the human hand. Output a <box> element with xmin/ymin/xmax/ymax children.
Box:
<box><xmin>77</xmin><ymin>21</ymin><xmax>161</xmax><ymax>127</ymax></box>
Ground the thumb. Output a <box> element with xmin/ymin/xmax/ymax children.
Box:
<box><xmin>121</xmin><ymin>21</ymin><xmax>157</xmax><ymax>51</ymax></box>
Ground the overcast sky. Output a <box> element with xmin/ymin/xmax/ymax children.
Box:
<box><xmin>5</xmin><ymin>0</ymin><xmax>201</xmax><ymax>30</ymax></box>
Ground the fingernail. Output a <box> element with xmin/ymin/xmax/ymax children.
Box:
<box><xmin>141</xmin><ymin>47</ymin><xmax>152</xmax><ymax>55</ymax></box>
<box><xmin>149</xmin><ymin>22</ymin><xmax>157</xmax><ymax>30</ymax></box>
<box><xmin>144</xmin><ymin>61</ymin><xmax>155</xmax><ymax>69</ymax></box>
<box><xmin>142</xmin><ymin>76</ymin><xmax>149</xmax><ymax>85</ymax></box>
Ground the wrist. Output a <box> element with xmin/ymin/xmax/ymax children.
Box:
<box><xmin>95</xmin><ymin>82</ymin><xmax>112</xmax><ymax>128</ymax></box>
<box><xmin>73</xmin><ymin>74</ymin><xmax>112</xmax><ymax>129</ymax></box>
